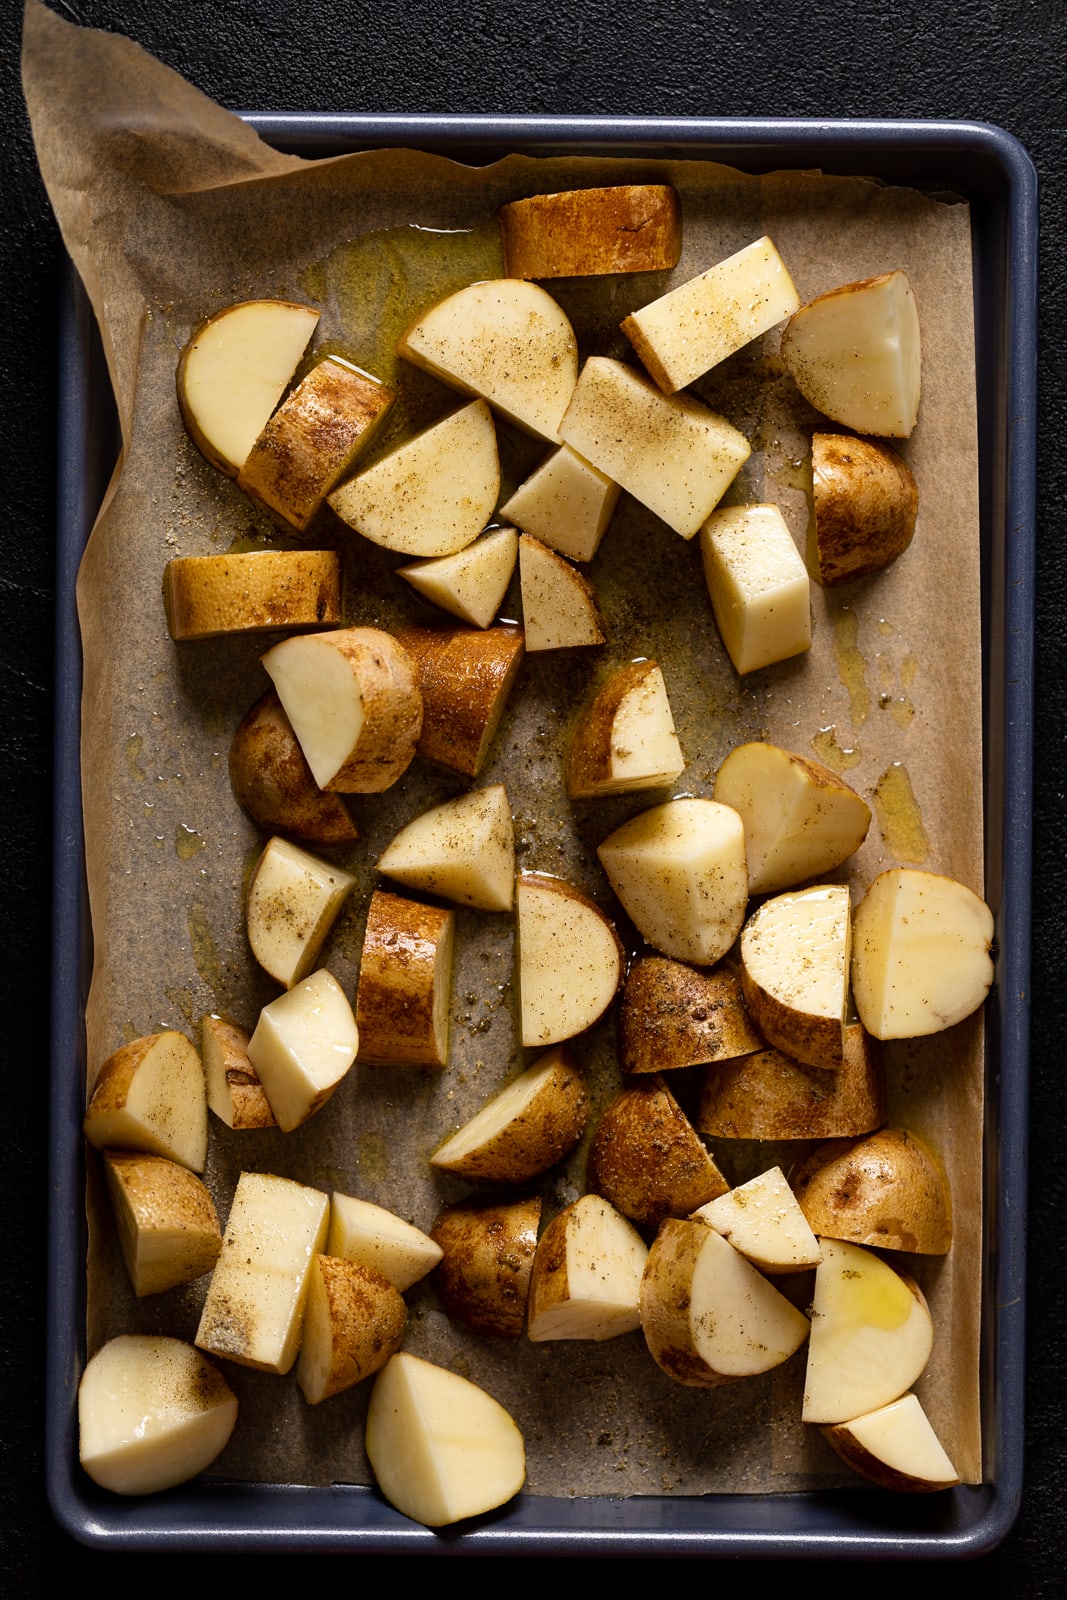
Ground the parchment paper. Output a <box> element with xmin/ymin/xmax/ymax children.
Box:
<box><xmin>24</xmin><ymin>0</ymin><xmax>985</xmax><ymax>1496</ymax></box>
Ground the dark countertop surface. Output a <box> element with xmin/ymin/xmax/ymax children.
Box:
<box><xmin>5</xmin><ymin>0</ymin><xmax>1064</xmax><ymax>1589</ymax></box>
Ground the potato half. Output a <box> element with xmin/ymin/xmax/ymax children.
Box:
<box><xmin>812</xmin><ymin>432</ymin><xmax>918</xmax><ymax>586</ymax></box>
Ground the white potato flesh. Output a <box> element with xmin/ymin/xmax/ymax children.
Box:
<box><xmin>558</xmin><ymin>357</ymin><xmax>751</xmax><ymax>539</ymax></box>
<box><xmin>527</xmin><ymin>1194</ymin><xmax>648</xmax><ymax>1341</ymax></box>
<box><xmin>430</xmin><ymin>1045</ymin><xmax>587</xmax><ymax>1182</ymax></box>
<box><xmin>397</xmin><ymin>525</ymin><xmax>518</xmax><ymax>629</ymax></box>
<box><xmin>195</xmin><ymin>1172</ymin><xmax>329</xmax><ymax>1374</ymax></box>
<box><xmin>824</xmin><ymin>1392</ymin><xmax>959</xmax><ymax>1491</ymax></box>
<box><xmin>781</xmin><ymin>270</ymin><xmax>921</xmax><ymax>437</ymax></box>
<box><xmin>377</xmin><ymin>783</ymin><xmax>515</xmax><ymax>912</ymax></box>
<box><xmin>177</xmin><ymin>300</ymin><xmax>320</xmax><ymax>474</ymax></box>
<box><xmin>245</xmin><ymin>836</ymin><xmax>356</xmax><ymax>988</ymax></box>
<box><xmin>713</xmin><ymin>741</ymin><xmax>871</xmax><ymax>893</ymax></box>
<box><xmin>79</xmin><ymin>1335</ymin><xmax>238</xmax><ymax>1495</ymax></box>
<box><xmin>516</xmin><ymin>873</ymin><xmax>623</xmax><ymax>1047</ymax></box>
<box><xmin>802</xmin><ymin>1239</ymin><xmax>934</xmax><ymax>1424</ymax></box>
<box><xmin>500</xmin><ymin>444</ymin><xmax>620</xmax><ymax>563</ymax></box>
<box><xmin>397</xmin><ymin>279</ymin><xmax>578</xmax><ymax>442</ymax></box>
<box><xmin>622</xmin><ymin>235</ymin><xmax>801</xmax><ymax>393</ymax></box>
<box><xmin>597</xmin><ymin>798</ymin><xmax>748</xmax><ymax>965</ymax></box>
<box><xmin>328</xmin><ymin>399</ymin><xmax>499</xmax><ymax>556</ymax></box>
<box><xmin>851</xmin><ymin>868</ymin><xmax>994</xmax><ymax>1039</ymax></box>
<box><xmin>83</xmin><ymin>1031</ymin><xmax>208</xmax><ymax>1173</ymax></box>
<box><xmin>327</xmin><ymin>1193</ymin><xmax>443</xmax><ymax>1290</ymax></box>
<box><xmin>567</xmin><ymin>660</ymin><xmax>685</xmax><ymax>799</ymax></box>
<box><xmin>700</xmin><ymin>503</ymin><xmax>811</xmax><ymax>674</ymax></box>
<box><xmin>518</xmin><ymin>534</ymin><xmax>606</xmax><ymax>650</ymax></box>
<box><xmin>247</xmin><ymin>970</ymin><xmax>358</xmax><ymax>1133</ymax></box>
<box><xmin>365</xmin><ymin>1352</ymin><xmax>526</xmax><ymax>1526</ymax></box>
<box><xmin>693</xmin><ymin>1167</ymin><xmax>822</xmax><ymax>1274</ymax></box>
<box><xmin>740</xmin><ymin>885</ymin><xmax>851</xmax><ymax>1069</ymax></box>
<box><xmin>261</xmin><ymin>636</ymin><xmax>363</xmax><ymax>788</ymax></box>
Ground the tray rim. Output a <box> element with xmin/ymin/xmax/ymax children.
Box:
<box><xmin>47</xmin><ymin>112</ymin><xmax>1036</xmax><ymax>1558</ymax></box>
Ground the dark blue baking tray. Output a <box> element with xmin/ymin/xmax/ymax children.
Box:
<box><xmin>48</xmin><ymin>115</ymin><xmax>1036</xmax><ymax>1556</ymax></box>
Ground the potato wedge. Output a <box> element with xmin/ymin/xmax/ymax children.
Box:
<box><xmin>397</xmin><ymin>279</ymin><xmax>578</xmax><ymax>442</ymax></box>
<box><xmin>246</xmin><ymin>969</ymin><xmax>359</xmax><ymax>1132</ymax></box>
<box><xmin>527</xmin><ymin>1194</ymin><xmax>648</xmax><ymax>1342</ymax></box>
<box><xmin>365</xmin><ymin>1352</ymin><xmax>526</xmax><ymax>1527</ymax></box>
<box><xmin>295</xmin><ymin>1255</ymin><xmax>406</xmax><ymax>1404</ymax></box>
<box><xmin>84</xmin><ymin>1031</ymin><xmax>207</xmax><ymax>1174</ymax></box>
<box><xmin>430</xmin><ymin>1045</ymin><xmax>588</xmax><ymax>1184</ymax></box>
<box><xmin>355</xmin><ymin>890</ymin><xmax>454</xmax><ymax>1066</ymax></box>
<box><xmin>500</xmin><ymin>444</ymin><xmax>620</xmax><ymax>563</ymax></box>
<box><xmin>740</xmin><ymin>885</ymin><xmax>851</xmax><ymax>1069</ymax></box>
<box><xmin>516</xmin><ymin>872</ymin><xmax>624</xmax><ymax>1048</ymax></box>
<box><xmin>261</xmin><ymin>626</ymin><xmax>422</xmax><ymax>793</ymax></box>
<box><xmin>621</xmin><ymin>235</ymin><xmax>800</xmax><ymax>393</ymax></box>
<box><xmin>713</xmin><ymin>741</ymin><xmax>870</xmax><ymax>894</ymax></box>
<box><xmin>518</xmin><ymin>533</ymin><xmax>606</xmax><ymax>650</ymax></box>
<box><xmin>397</xmin><ymin>525</ymin><xmax>518</xmax><ymax>630</ymax></box>
<box><xmin>499</xmin><ymin>185</ymin><xmax>681</xmax><ymax>279</ymax></box>
<box><xmin>163</xmin><ymin>549</ymin><xmax>341</xmax><ymax>641</ymax></box>
<box><xmin>640</xmin><ymin>1219</ymin><xmax>810</xmax><ymax>1387</ymax></box>
<box><xmin>700</xmin><ymin>503</ymin><xmax>811</xmax><ymax>674</ymax></box>
<box><xmin>102</xmin><ymin>1151</ymin><xmax>222</xmax><ymax>1297</ymax></box>
<box><xmin>692</xmin><ymin>1167</ymin><xmax>821</xmax><ymax>1275</ymax></box>
<box><xmin>822</xmin><ymin>1393</ymin><xmax>960</xmax><ymax>1493</ymax></box>
<box><xmin>430</xmin><ymin>1196</ymin><xmax>541</xmax><ymax>1339</ymax></box>
<box><xmin>327</xmin><ymin>1193</ymin><xmax>443</xmax><ymax>1290</ymax></box>
<box><xmin>812</xmin><ymin>432</ymin><xmax>918</xmax><ymax>586</ymax></box>
<box><xmin>176</xmin><ymin>298</ymin><xmax>319</xmax><ymax>475</ymax></box>
<box><xmin>79</xmin><ymin>1336</ymin><xmax>237</xmax><ymax>1496</ymax></box>
<box><xmin>378</xmin><ymin>783</ymin><xmax>515</xmax><ymax>912</ymax></box>
<box><xmin>781</xmin><ymin>270</ymin><xmax>921</xmax><ymax>438</ymax></box>
<box><xmin>619</xmin><ymin>956</ymin><xmax>762</xmax><ymax>1074</ymax></box>
<box><xmin>328</xmin><ymin>399</ymin><xmax>499</xmax><ymax>556</ymax></box>
<box><xmin>566</xmin><ymin>660</ymin><xmax>685</xmax><ymax>799</ymax></box>
<box><xmin>200</xmin><ymin>1013</ymin><xmax>277</xmax><ymax>1131</ymax></box>
<box><xmin>229</xmin><ymin>691</ymin><xmax>358</xmax><ymax>847</ymax></box>
<box><xmin>791</xmin><ymin>1128</ymin><xmax>952</xmax><ymax>1254</ymax></box>
<box><xmin>397</xmin><ymin>624</ymin><xmax>524</xmax><ymax>778</ymax></box>
<box><xmin>245</xmin><ymin>836</ymin><xmax>356</xmax><ymax>988</ymax></box>
<box><xmin>586</xmin><ymin>1077</ymin><xmax>728</xmax><ymax>1227</ymax></box>
<box><xmin>597</xmin><ymin>797</ymin><xmax>748</xmax><ymax>966</ymax></box>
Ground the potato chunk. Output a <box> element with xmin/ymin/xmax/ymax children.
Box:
<box><xmin>700</xmin><ymin>504</ymin><xmax>811</xmax><ymax>675</ymax></box>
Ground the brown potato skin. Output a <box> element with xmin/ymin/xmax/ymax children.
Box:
<box><xmin>163</xmin><ymin>550</ymin><xmax>342</xmax><ymax>640</ymax></box>
<box><xmin>201</xmin><ymin>1015</ymin><xmax>277</xmax><ymax>1130</ymax></box>
<box><xmin>397</xmin><ymin>625</ymin><xmax>524</xmax><ymax>777</ymax></box>
<box><xmin>431</xmin><ymin>1197</ymin><xmax>542</xmax><ymax>1338</ymax></box>
<box><xmin>500</xmin><ymin>185</ymin><xmax>682</xmax><ymax>279</ymax></box>
<box><xmin>229</xmin><ymin>691</ymin><xmax>358</xmax><ymax>846</ymax></box>
<box><xmin>619</xmin><ymin>957</ymin><xmax>763</xmax><ymax>1074</ymax></box>
<box><xmin>820</xmin><ymin>1418</ymin><xmax>959</xmax><ymax>1493</ymax></box>
<box><xmin>566</xmin><ymin>660</ymin><xmax>672</xmax><ymax>798</ymax></box>
<box><xmin>301</xmin><ymin>1256</ymin><xmax>407</xmax><ymax>1401</ymax></box>
<box><xmin>696</xmin><ymin>1022</ymin><xmax>886</xmax><ymax>1140</ymax></box>
<box><xmin>639</xmin><ymin>1219</ymin><xmax>737</xmax><ymax>1389</ymax></box>
<box><xmin>586</xmin><ymin>1078</ymin><xmax>728</xmax><ymax>1227</ymax></box>
<box><xmin>812</xmin><ymin>432</ymin><xmax>918</xmax><ymax>586</ymax></box>
<box><xmin>431</xmin><ymin>1047</ymin><xmax>589</xmax><ymax>1184</ymax></box>
<box><xmin>791</xmin><ymin>1127</ymin><xmax>952</xmax><ymax>1254</ymax></box>
<box><xmin>355</xmin><ymin>890</ymin><xmax>453</xmax><ymax>1065</ymax></box>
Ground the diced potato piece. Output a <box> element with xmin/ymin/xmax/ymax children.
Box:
<box><xmin>200</xmin><ymin>1014</ymin><xmax>277</xmax><ymax>1131</ymax></box>
<box><xmin>247</xmin><ymin>969</ymin><xmax>359</xmax><ymax>1132</ymax></box>
<box><xmin>378</xmin><ymin>784</ymin><xmax>515</xmax><ymax>912</ymax></box>
<box><xmin>238</xmin><ymin>356</ymin><xmax>393</xmax><ymax>530</ymax></box>
<box><xmin>822</xmin><ymin>1393</ymin><xmax>960</xmax><ymax>1492</ymax></box>
<box><xmin>587</xmin><ymin>1078</ymin><xmax>728</xmax><ymax>1226</ymax></box>
<box><xmin>327</xmin><ymin>1193</ymin><xmax>443</xmax><ymax>1291</ymax></box>
<box><xmin>500</xmin><ymin>444</ymin><xmax>620</xmax><ymax>563</ymax></box>
<box><xmin>163</xmin><ymin>549</ymin><xmax>341</xmax><ymax>641</ymax></box>
<box><xmin>499</xmin><ymin>185</ymin><xmax>682</xmax><ymax>279</ymax></box>
<box><xmin>516</xmin><ymin>872</ymin><xmax>624</xmax><ymax>1048</ymax></box>
<box><xmin>619</xmin><ymin>956</ymin><xmax>762</xmax><ymax>1074</ymax></box>
<box><xmin>518</xmin><ymin>534</ymin><xmax>606</xmax><ymax>650</ymax></box>
<box><xmin>176</xmin><ymin>299</ymin><xmax>319</xmax><ymax>475</ymax></box>
<box><xmin>567</xmin><ymin>659</ymin><xmax>684</xmax><ymax>799</ymax></box>
<box><xmin>355</xmin><ymin>890</ymin><xmax>454</xmax><ymax>1066</ymax></box>
<box><xmin>740</xmin><ymin>885</ymin><xmax>851</xmax><ymax>1069</ymax></box>
<box><xmin>850</xmin><ymin>868</ymin><xmax>994</xmax><ymax>1039</ymax></box>
<box><xmin>700</xmin><ymin>503</ymin><xmax>811</xmax><ymax>674</ymax></box>
<box><xmin>195</xmin><ymin>1172</ymin><xmax>329</xmax><ymax>1374</ymax></box>
<box><xmin>431</xmin><ymin>1045</ymin><xmax>588</xmax><ymax>1184</ymax></box>
<box><xmin>397</xmin><ymin>624</ymin><xmax>524</xmax><ymax>778</ymax></box>
<box><xmin>559</xmin><ymin>357</ymin><xmax>751</xmax><ymax>540</ymax></box>
<box><xmin>431</xmin><ymin>1196</ymin><xmax>541</xmax><ymax>1339</ymax></box>
<box><xmin>692</xmin><ymin>1167</ymin><xmax>821</xmax><ymax>1274</ymax></box>
<box><xmin>397</xmin><ymin>526</ymin><xmax>518</xmax><ymax>630</ymax></box>
<box><xmin>397</xmin><ymin>279</ymin><xmax>578</xmax><ymax>442</ymax></box>
<box><xmin>792</xmin><ymin>1128</ymin><xmax>952</xmax><ymax>1254</ymax></box>
<box><xmin>781</xmin><ymin>270</ymin><xmax>921</xmax><ymax>438</ymax></box>
<box><xmin>79</xmin><ymin>1335</ymin><xmax>238</xmax><ymax>1495</ymax></box>
<box><xmin>84</xmin><ymin>1031</ymin><xmax>207</xmax><ymax>1174</ymax></box>
<box><xmin>365</xmin><ymin>1352</ymin><xmax>526</xmax><ymax>1526</ymax></box>
<box><xmin>597</xmin><ymin>797</ymin><xmax>748</xmax><ymax>966</ymax></box>
<box><xmin>622</xmin><ymin>235</ymin><xmax>800</xmax><ymax>393</ymax></box>
<box><xmin>527</xmin><ymin>1194</ymin><xmax>648</xmax><ymax>1342</ymax></box>
<box><xmin>245</xmin><ymin>836</ymin><xmax>356</xmax><ymax>988</ymax></box>
<box><xmin>812</xmin><ymin>432</ymin><xmax>918</xmax><ymax>586</ymax></box>
<box><xmin>229</xmin><ymin>692</ymin><xmax>357</xmax><ymax>847</ymax></box>
<box><xmin>295</xmin><ymin>1255</ymin><xmax>406</xmax><ymax>1404</ymax></box>
<box><xmin>695</xmin><ymin>1022</ymin><xmax>886</xmax><ymax>1141</ymax></box>
<box><xmin>328</xmin><ymin>399</ymin><xmax>499</xmax><ymax>557</ymax></box>
<box><xmin>102</xmin><ymin>1152</ymin><xmax>222</xmax><ymax>1297</ymax></box>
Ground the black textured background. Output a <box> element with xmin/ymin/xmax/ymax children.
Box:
<box><xmin>4</xmin><ymin>0</ymin><xmax>1064</xmax><ymax>1590</ymax></box>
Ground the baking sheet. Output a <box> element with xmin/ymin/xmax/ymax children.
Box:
<box><xmin>33</xmin><ymin>0</ymin><xmax>1035</xmax><ymax>1557</ymax></box>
